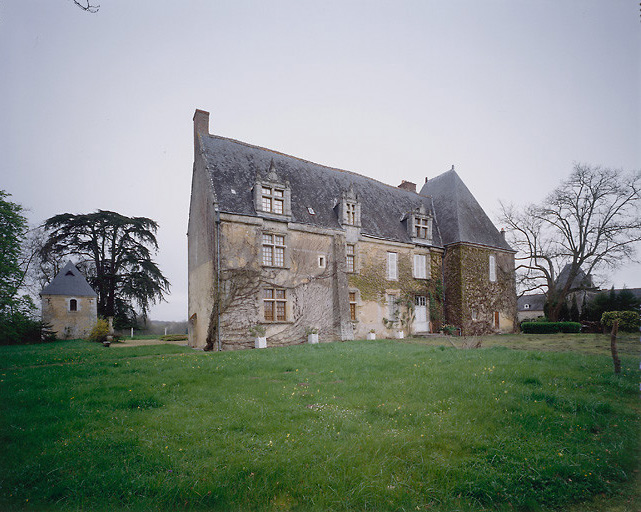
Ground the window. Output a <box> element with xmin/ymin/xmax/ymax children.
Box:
<box><xmin>346</xmin><ymin>202</ymin><xmax>356</xmax><ymax>225</ymax></box>
<box><xmin>489</xmin><ymin>254</ymin><xmax>497</xmax><ymax>282</ymax></box>
<box><xmin>261</xmin><ymin>186</ymin><xmax>285</xmax><ymax>214</ymax></box>
<box><xmin>524</xmin><ymin>304</ymin><xmax>530</xmax><ymax>310</ymax></box>
<box><xmin>349</xmin><ymin>292</ymin><xmax>357</xmax><ymax>321</ymax></box>
<box><xmin>413</xmin><ymin>254</ymin><xmax>428</xmax><ymax>279</ymax></box>
<box><xmin>386</xmin><ymin>293</ymin><xmax>399</xmax><ymax>320</ymax></box>
<box><xmin>264</xmin><ymin>288</ymin><xmax>286</xmax><ymax>321</ymax></box>
<box><xmin>471</xmin><ymin>309</ymin><xmax>477</xmax><ymax>321</ymax></box>
<box><xmin>69</xmin><ymin>299</ymin><xmax>78</xmax><ymax>311</ymax></box>
<box><xmin>346</xmin><ymin>244</ymin><xmax>355</xmax><ymax>273</ymax></box>
<box><xmin>318</xmin><ymin>255</ymin><xmax>326</xmax><ymax>269</ymax></box>
<box><xmin>262</xmin><ymin>233</ymin><xmax>285</xmax><ymax>267</ymax></box>
<box><xmin>387</xmin><ymin>252</ymin><xmax>398</xmax><ymax>280</ymax></box>
<box><xmin>414</xmin><ymin>216</ymin><xmax>431</xmax><ymax>239</ymax></box>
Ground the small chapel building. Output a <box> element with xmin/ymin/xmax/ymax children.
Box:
<box><xmin>41</xmin><ymin>261</ymin><xmax>97</xmax><ymax>339</ymax></box>
<box><xmin>188</xmin><ymin>109</ymin><xmax>517</xmax><ymax>350</ymax></box>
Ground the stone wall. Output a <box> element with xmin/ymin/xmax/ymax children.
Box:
<box><xmin>41</xmin><ymin>295</ymin><xmax>97</xmax><ymax>339</ymax></box>
<box><xmin>443</xmin><ymin>244</ymin><xmax>516</xmax><ymax>335</ymax></box>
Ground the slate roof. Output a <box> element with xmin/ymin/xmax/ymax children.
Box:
<box><xmin>40</xmin><ymin>261</ymin><xmax>97</xmax><ymax>297</ymax></box>
<box><xmin>419</xmin><ymin>169</ymin><xmax>514</xmax><ymax>251</ymax></box>
<box><xmin>200</xmin><ymin>135</ymin><xmax>444</xmax><ymax>247</ymax></box>
<box><xmin>555</xmin><ymin>264</ymin><xmax>595</xmax><ymax>290</ymax></box>
<box><xmin>517</xmin><ymin>294</ymin><xmax>546</xmax><ymax>312</ymax></box>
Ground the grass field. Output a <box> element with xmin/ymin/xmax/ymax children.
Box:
<box><xmin>1</xmin><ymin>334</ymin><xmax>639</xmax><ymax>511</ymax></box>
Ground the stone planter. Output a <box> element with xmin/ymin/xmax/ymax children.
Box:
<box><xmin>366</xmin><ymin>332</ymin><xmax>376</xmax><ymax>340</ymax></box>
<box><xmin>395</xmin><ymin>331</ymin><xmax>405</xmax><ymax>339</ymax></box>
<box><xmin>102</xmin><ymin>340</ymin><xmax>111</xmax><ymax>347</ymax></box>
<box><xmin>255</xmin><ymin>336</ymin><xmax>267</xmax><ymax>349</ymax></box>
<box><xmin>307</xmin><ymin>333</ymin><xmax>319</xmax><ymax>344</ymax></box>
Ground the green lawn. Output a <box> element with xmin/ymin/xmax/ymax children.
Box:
<box><xmin>1</xmin><ymin>336</ymin><xmax>639</xmax><ymax>511</ymax></box>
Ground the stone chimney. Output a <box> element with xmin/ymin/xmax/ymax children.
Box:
<box><xmin>194</xmin><ymin>109</ymin><xmax>210</xmax><ymax>135</ymax></box>
<box><xmin>398</xmin><ymin>180</ymin><xmax>417</xmax><ymax>193</ymax></box>
<box><xmin>193</xmin><ymin>109</ymin><xmax>210</xmax><ymax>156</ymax></box>
<box><xmin>500</xmin><ymin>228</ymin><xmax>506</xmax><ymax>240</ymax></box>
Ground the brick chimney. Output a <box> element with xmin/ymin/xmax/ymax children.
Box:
<box><xmin>398</xmin><ymin>180</ymin><xmax>417</xmax><ymax>193</ymax></box>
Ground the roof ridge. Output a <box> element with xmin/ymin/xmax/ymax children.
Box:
<box><xmin>208</xmin><ymin>134</ymin><xmax>428</xmax><ymax>197</ymax></box>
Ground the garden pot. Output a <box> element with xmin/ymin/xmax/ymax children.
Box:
<box><xmin>366</xmin><ymin>332</ymin><xmax>376</xmax><ymax>340</ymax></box>
<box><xmin>255</xmin><ymin>336</ymin><xmax>267</xmax><ymax>349</ymax></box>
<box><xmin>308</xmin><ymin>333</ymin><xmax>319</xmax><ymax>344</ymax></box>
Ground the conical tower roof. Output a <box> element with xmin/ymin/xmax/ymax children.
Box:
<box><xmin>40</xmin><ymin>261</ymin><xmax>97</xmax><ymax>297</ymax></box>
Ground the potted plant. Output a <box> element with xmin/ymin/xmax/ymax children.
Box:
<box><xmin>306</xmin><ymin>326</ymin><xmax>319</xmax><ymax>344</ymax></box>
<box><xmin>366</xmin><ymin>329</ymin><xmax>376</xmax><ymax>340</ymax></box>
<box><xmin>249</xmin><ymin>325</ymin><xmax>267</xmax><ymax>349</ymax></box>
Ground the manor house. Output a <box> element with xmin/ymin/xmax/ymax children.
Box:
<box><xmin>188</xmin><ymin>109</ymin><xmax>516</xmax><ymax>350</ymax></box>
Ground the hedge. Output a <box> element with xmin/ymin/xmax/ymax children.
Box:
<box><xmin>601</xmin><ymin>311</ymin><xmax>640</xmax><ymax>333</ymax></box>
<box><xmin>521</xmin><ymin>321</ymin><xmax>581</xmax><ymax>334</ymax></box>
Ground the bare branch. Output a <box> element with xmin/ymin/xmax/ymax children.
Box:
<box><xmin>72</xmin><ymin>0</ymin><xmax>99</xmax><ymax>13</ymax></box>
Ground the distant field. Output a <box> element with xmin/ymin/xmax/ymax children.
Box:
<box><xmin>1</xmin><ymin>335</ymin><xmax>639</xmax><ymax>511</ymax></box>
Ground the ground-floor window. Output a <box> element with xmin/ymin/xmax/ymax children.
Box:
<box><xmin>264</xmin><ymin>288</ymin><xmax>286</xmax><ymax>321</ymax></box>
<box><xmin>349</xmin><ymin>291</ymin><xmax>357</xmax><ymax>321</ymax></box>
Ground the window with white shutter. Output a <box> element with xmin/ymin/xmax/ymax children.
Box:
<box><xmin>387</xmin><ymin>252</ymin><xmax>398</xmax><ymax>280</ymax></box>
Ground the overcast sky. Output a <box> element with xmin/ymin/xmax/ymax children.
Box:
<box><xmin>1</xmin><ymin>1</ymin><xmax>639</xmax><ymax>321</ymax></box>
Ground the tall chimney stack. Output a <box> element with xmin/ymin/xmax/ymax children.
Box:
<box><xmin>193</xmin><ymin>109</ymin><xmax>210</xmax><ymax>137</ymax></box>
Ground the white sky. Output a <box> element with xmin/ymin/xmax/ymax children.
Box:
<box><xmin>1</xmin><ymin>0</ymin><xmax>639</xmax><ymax>321</ymax></box>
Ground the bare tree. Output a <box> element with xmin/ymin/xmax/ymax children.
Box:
<box><xmin>501</xmin><ymin>163</ymin><xmax>641</xmax><ymax>321</ymax></box>
<box><xmin>72</xmin><ymin>0</ymin><xmax>99</xmax><ymax>13</ymax></box>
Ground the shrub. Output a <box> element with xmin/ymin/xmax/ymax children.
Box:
<box><xmin>249</xmin><ymin>325</ymin><xmax>266</xmax><ymax>337</ymax></box>
<box><xmin>0</xmin><ymin>313</ymin><xmax>57</xmax><ymax>345</ymax></box>
<box><xmin>601</xmin><ymin>311</ymin><xmax>640</xmax><ymax>333</ymax></box>
<box><xmin>88</xmin><ymin>319</ymin><xmax>110</xmax><ymax>343</ymax></box>
<box><xmin>521</xmin><ymin>322</ymin><xmax>581</xmax><ymax>334</ymax></box>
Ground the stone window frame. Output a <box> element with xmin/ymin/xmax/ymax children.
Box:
<box><xmin>263</xmin><ymin>287</ymin><xmax>288</xmax><ymax>322</ymax></box>
<box><xmin>262</xmin><ymin>232</ymin><xmax>287</xmax><ymax>268</ymax></box>
<box><xmin>346</xmin><ymin>243</ymin><xmax>356</xmax><ymax>273</ymax></box>
<box><xmin>68</xmin><ymin>298</ymin><xmax>79</xmax><ymax>312</ymax></box>
<box><xmin>261</xmin><ymin>185</ymin><xmax>285</xmax><ymax>214</ymax></box>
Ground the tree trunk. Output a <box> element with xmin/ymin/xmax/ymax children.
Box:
<box><xmin>610</xmin><ymin>319</ymin><xmax>621</xmax><ymax>375</ymax></box>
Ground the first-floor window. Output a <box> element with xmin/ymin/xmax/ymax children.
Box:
<box><xmin>263</xmin><ymin>233</ymin><xmax>285</xmax><ymax>267</ymax></box>
<box><xmin>264</xmin><ymin>288</ymin><xmax>287</xmax><ymax>321</ymax></box>
<box><xmin>387</xmin><ymin>252</ymin><xmax>398</xmax><ymax>280</ymax></box>
<box><xmin>346</xmin><ymin>244</ymin><xmax>355</xmax><ymax>272</ymax></box>
<box><xmin>69</xmin><ymin>299</ymin><xmax>78</xmax><ymax>311</ymax></box>
<box><xmin>413</xmin><ymin>254</ymin><xmax>428</xmax><ymax>279</ymax></box>
<box><xmin>349</xmin><ymin>291</ymin><xmax>357</xmax><ymax>321</ymax></box>
<box><xmin>489</xmin><ymin>254</ymin><xmax>497</xmax><ymax>282</ymax></box>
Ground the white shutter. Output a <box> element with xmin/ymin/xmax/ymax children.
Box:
<box><xmin>387</xmin><ymin>252</ymin><xmax>398</xmax><ymax>280</ymax></box>
<box><xmin>489</xmin><ymin>255</ymin><xmax>497</xmax><ymax>282</ymax></box>
<box><xmin>414</xmin><ymin>254</ymin><xmax>427</xmax><ymax>279</ymax></box>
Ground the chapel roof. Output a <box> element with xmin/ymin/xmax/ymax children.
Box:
<box><xmin>200</xmin><ymin>134</ymin><xmax>444</xmax><ymax>247</ymax></box>
<box><xmin>555</xmin><ymin>264</ymin><xmax>595</xmax><ymax>290</ymax></box>
<box><xmin>419</xmin><ymin>169</ymin><xmax>514</xmax><ymax>251</ymax></box>
<box><xmin>40</xmin><ymin>261</ymin><xmax>97</xmax><ymax>297</ymax></box>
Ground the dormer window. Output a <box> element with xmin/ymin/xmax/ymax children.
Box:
<box><xmin>254</xmin><ymin>160</ymin><xmax>291</xmax><ymax>219</ymax></box>
<box><xmin>406</xmin><ymin>205</ymin><xmax>433</xmax><ymax>245</ymax></box>
<box><xmin>261</xmin><ymin>186</ymin><xmax>285</xmax><ymax>214</ymax></box>
<box><xmin>346</xmin><ymin>203</ymin><xmax>356</xmax><ymax>225</ymax></box>
<box><xmin>336</xmin><ymin>186</ymin><xmax>361</xmax><ymax>228</ymax></box>
<box><xmin>414</xmin><ymin>216</ymin><xmax>431</xmax><ymax>239</ymax></box>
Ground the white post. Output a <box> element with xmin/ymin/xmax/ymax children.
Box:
<box><xmin>164</xmin><ymin>327</ymin><xmax>168</xmax><ymax>336</ymax></box>
<box><xmin>131</xmin><ymin>327</ymin><xmax>134</xmax><ymax>339</ymax></box>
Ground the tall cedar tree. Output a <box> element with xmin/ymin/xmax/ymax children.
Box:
<box><xmin>501</xmin><ymin>164</ymin><xmax>641</xmax><ymax>321</ymax></box>
<box><xmin>41</xmin><ymin>211</ymin><xmax>170</xmax><ymax>326</ymax></box>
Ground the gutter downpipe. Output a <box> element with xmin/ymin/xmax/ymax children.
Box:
<box><xmin>215</xmin><ymin>205</ymin><xmax>222</xmax><ymax>352</ymax></box>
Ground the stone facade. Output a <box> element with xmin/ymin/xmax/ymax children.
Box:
<box><xmin>188</xmin><ymin>109</ymin><xmax>517</xmax><ymax>350</ymax></box>
<box><xmin>41</xmin><ymin>294</ymin><xmax>97</xmax><ymax>339</ymax></box>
